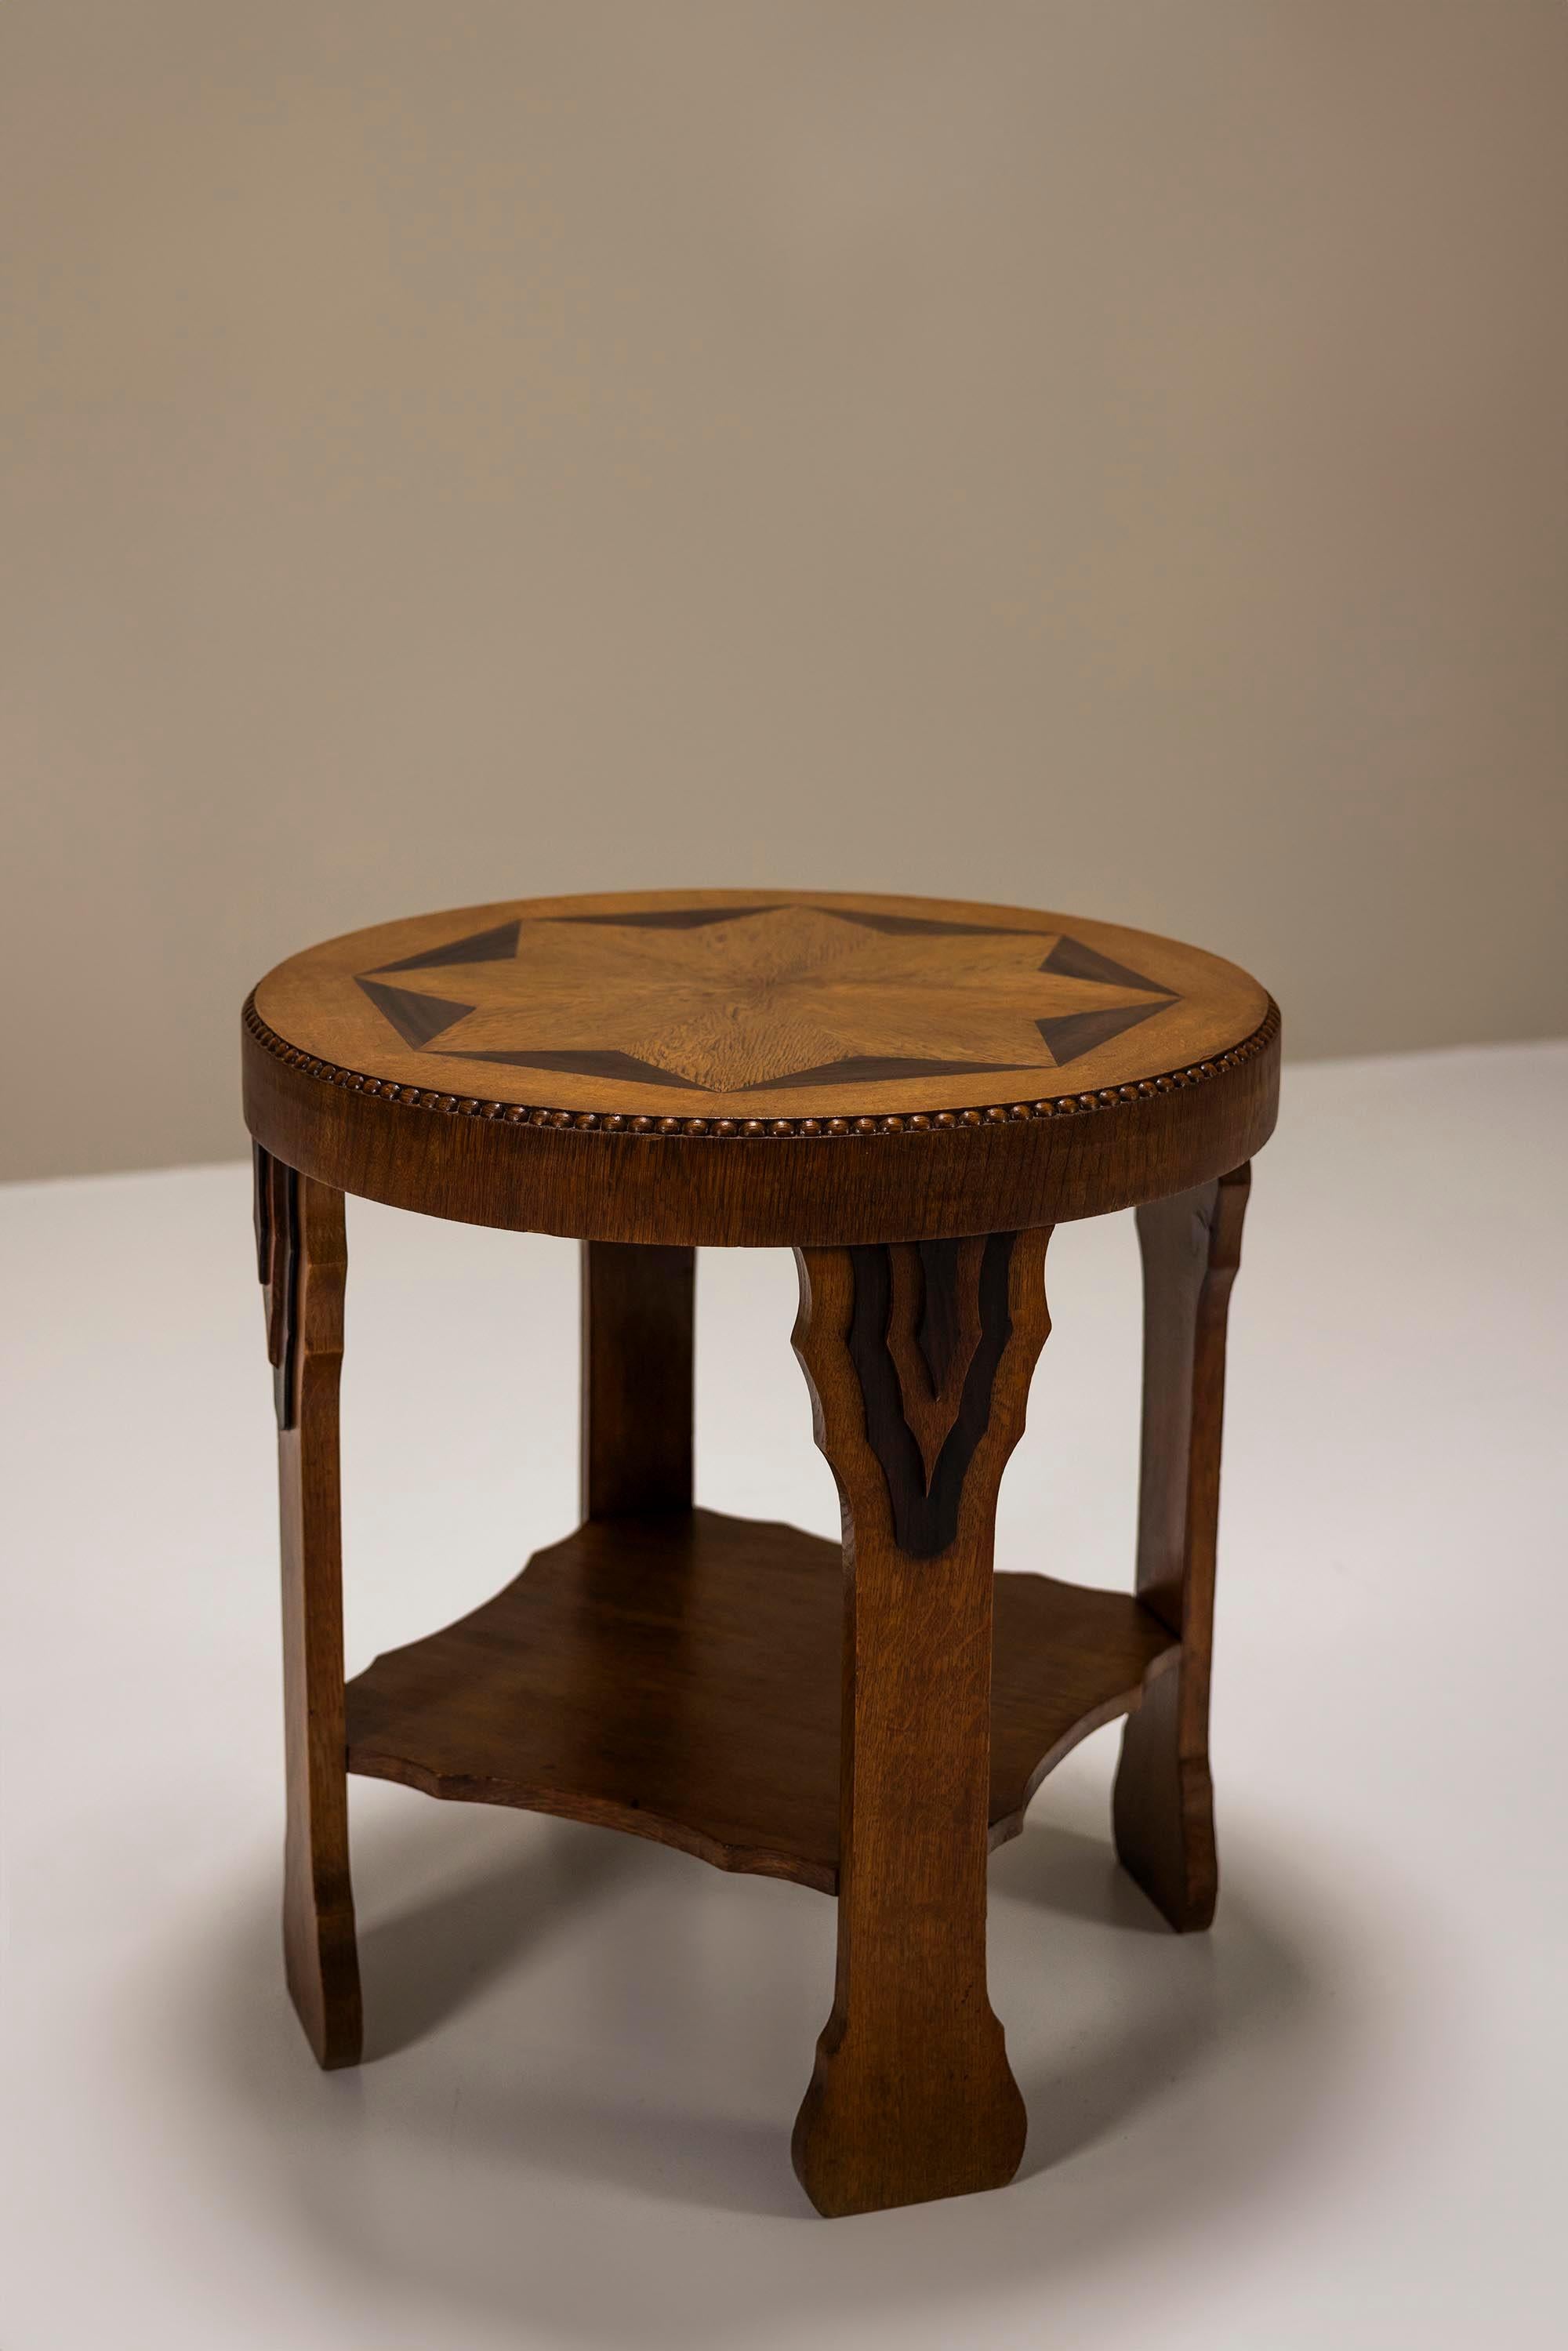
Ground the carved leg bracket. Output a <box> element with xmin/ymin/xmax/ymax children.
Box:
<box><xmin>790</xmin><ymin>1228</ymin><xmax>1051</xmax><ymax>2216</ymax></box>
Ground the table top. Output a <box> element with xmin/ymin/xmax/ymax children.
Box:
<box><xmin>252</xmin><ymin>888</ymin><xmax>1270</xmax><ymax>1126</ymax></box>
<box><xmin>244</xmin><ymin>890</ymin><xmax>1279</xmax><ymax>1245</ymax></box>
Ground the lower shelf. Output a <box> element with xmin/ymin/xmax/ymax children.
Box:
<box><xmin>345</xmin><ymin>1507</ymin><xmax>1179</xmax><ymax>1894</ymax></box>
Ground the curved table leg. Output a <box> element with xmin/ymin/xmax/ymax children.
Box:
<box><xmin>1113</xmin><ymin>1163</ymin><xmax>1251</xmax><ymax>1932</ymax></box>
<box><xmin>789</xmin><ymin>1228</ymin><xmax>1051</xmax><ymax>2217</ymax></box>
<box><xmin>256</xmin><ymin>1148</ymin><xmax>362</xmax><ymax>2067</ymax></box>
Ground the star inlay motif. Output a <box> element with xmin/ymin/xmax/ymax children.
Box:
<box><xmin>352</xmin><ymin>904</ymin><xmax>1180</xmax><ymax>1098</ymax></box>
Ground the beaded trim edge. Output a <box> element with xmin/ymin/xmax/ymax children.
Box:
<box><xmin>244</xmin><ymin>995</ymin><xmax>1279</xmax><ymax>1137</ymax></box>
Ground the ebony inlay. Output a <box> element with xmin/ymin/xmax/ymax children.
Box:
<box><xmin>739</xmin><ymin>1054</ymin><xmax>1033</xmax><ymax>1093</ymax></box>
<box><xmin>822</xmin><ymin>910</ymin><xmax>1050</xmax><ymax>940</ymax></box>
<box><xmin>1038</xmin><ymin>1000</ymin><xmax>1171</xmax><ymax>1065</ymax></box>
<box><xmin>285</xmin><ymin>887</ymin><xmax>1265</xmax><ymax>1119</ymax></box>
<box><xmin>845</xmin><ymin>1232</ymin><xmax>1018</xmax><ymax>1558</ymax></box>
<box><xmin>253</xmin><ymin>1143</ymin><xmax>300</xmax><ymax>1431</ymax></box>
<box><xmin>371</xmin><ymin>920</ymin><xmax>523</xmax><ymax>974</ymax></box>
<box><xmin>555</xmin><ymin>905</ymin><xmax>784</xmax><ymax>929</ymax></box>
<box><xmin>1040</xmin><ymin>934</ymin><xmax>1173</xmax><ymax>995</ymax></box>
<box><xmin>354</xmin><ymin>979</ymin><xmax>475</xmax><ymax>1050</ymax></box>
<box><xmin>438</xmin><ymin>1047</ymin><xmax>700</xmax><ymax>1088</ymax></box>
<box><xmin>913</xmin><ymin>1239</ymin><xmax>977</xmax><ymax>1393</ymax></box>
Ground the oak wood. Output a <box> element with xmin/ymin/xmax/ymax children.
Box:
<box><xmin>1113</xmin><ymin>1164</ymin><xmax>1251</xmax><ymax>1930</ymax></box>
<box><xmin>788</xmin><ymin>1229</ymin><xmax>1051</xmax><ymax>2215</ymax></box>
<box><xmin>242</xmin><ymin>891</ymin><xmax>1280</xmax><ymax>1250</ymax></box>
<box><xmin>580</xmin><ymin>1242</ymin><xmax>695</xmax><ymax>1518</ymax></box>
<box><xmin>343</xmin><ymin>1507</ymin><xmax>1178</xmax><ymax>1895</ymax></box>
<box><xmin>885</xmin><ymin>1234</ymin><xmax>985</xmax><ymax>1482</ymax></box>
<box><xmin>245</xmin><ymin>1021</ymin><xmax>1277</xmax><ymax>1249</ymax></box>
<box><xmin>242</xmin><ymin>887</ymin><xmax>1276</xmax><ymax>2211</ymax></box>
<box><xmin>259</xmin><ymin>1156</ymin><xmax>362</xmax><ymax>2067</ymax></box>
<box><xmin>256</xmin><ymin>888</ymin><xmax>1270</xmax><ymax>1120</ymax></box>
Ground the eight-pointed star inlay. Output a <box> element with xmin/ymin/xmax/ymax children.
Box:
<box><xmin>353</xmin><ymin>904</ymin><xmax>1181</xmax><ymax>1096</ymax></box>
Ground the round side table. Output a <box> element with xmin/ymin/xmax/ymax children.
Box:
<box><xmin>241</xmin><ymin>888</ymin><xmax>1279</xmax><ymax>2218</ymax></box>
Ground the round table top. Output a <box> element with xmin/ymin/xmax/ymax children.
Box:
<box><xmin>253</xmin><ymin>888</ymin><xmax>1269</xmax><ymax>1123</ymax></box>
<box><xmin>245</xmin><ymin>889</ymin><xmax>1279</xmax><ymax>1246</ymax></box>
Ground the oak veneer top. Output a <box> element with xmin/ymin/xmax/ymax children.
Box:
<box><xmin>242</xmin><ymin>889</ymin><xmax>1279</xmax><ymax>1244</ymax></box>
<box><xmin>254</xmin><ymin>888</ymin><xmax>1269</xmax><ymax>1121</ymax></box>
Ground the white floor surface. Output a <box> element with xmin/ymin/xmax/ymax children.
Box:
<box><xmin>3</xmin><ymin>1043</ymin><xmax>1566</xmax><ymax>2350</ymax></box>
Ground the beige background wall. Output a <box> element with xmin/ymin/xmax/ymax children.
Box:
<box><xmin>4</xmin><ymin>2</ymin><xmax>1565</xmax><ymax>1182</ymax></box>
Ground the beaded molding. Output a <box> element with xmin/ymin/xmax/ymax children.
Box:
<box><xmin>245</xmin><ymin>996</ymin><xmax>1279</xmax><ymax>1137</ymax></box>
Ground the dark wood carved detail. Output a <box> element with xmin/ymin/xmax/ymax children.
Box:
<box><xmin>845</xmin><ymin>1232</ymin><xmax>1019</xmax><ymax>1559</ymax></box>
<box><xmin>909</xmin><ymin>1236</ymin><xmax>983</xmax><ymax>1393</ymax></box>
<box><xmin>884</xmin><ymin>1237</ymin><xmax>985</xmax><ymax>1484</ymax></box>
<box><xmin>254</xmin><ymin>1142</ymin><xmax>300</xmax><ymax>1431</ymax></box>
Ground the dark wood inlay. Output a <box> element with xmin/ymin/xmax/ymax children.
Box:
<box><xmin>555</xmin><ymin>905</ymin><xmax>783</xmax><ymax>929</ymax></box>
<box><xmin>347</xmin><ymin>902</ymin><xmax>1191</xmax><ymax>1099</ymax></box>
<box><xmin>355</xmin><ymin>978</ymin><xmax>475</xmax><ymax>1049</ymax></box>
<box><xmin>739</xmin><ymin>1054</ymin><xmax>1034</xmax><ymax>1093</ymax></box>
<box><xmin>437</xmin><ymin>1047</ymin><xmax>701</xmax><ymax>1089</ymax></box>
<box><xmin>822</xmin><ymin>910</ymin><xmax>1050</xmax><ymax>940</ymax></box>
<box><xmin>845</xmin><ymin>1231</ymin><xmax>1018</xmax><ymax>1558</ymax></box>
<box><xmin>1039</xmin><ymin>999</ymin><xmax>1171</xmax><ymax>1065</ymax></box>
<box><xmin>885</xmin><ymin>1237</ymin><xmax>987</xmax><ymax>1485</ymax></box>
<box><xmin>1041</xmin><ymin>934</ymin><xmax>1173</xmax><ymax>994</ymax></box>
<box><xmin>913</xmin><ymin>1236</ymin><xmax>983</xmax><ymax>1395</ymax></box>
<box><xmin>254</xmin><ymin>1143</ymin><xmax>300</xmax><ymax>1430</ymax></box>
<box><xmin>371</xmin><ymin>919</ymin><xmax>522</xmax><ymax>974</ymax></box>
<box><xmin>252</xmin><ymin>886</ymin><xmax>1272</xmax><ymax>1128</ymax></box>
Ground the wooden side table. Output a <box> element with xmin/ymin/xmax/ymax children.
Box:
<box><xmin>242</xmin><ymin>888</ymin><xmax>1279</xmax><ymax>2218</ymax></box>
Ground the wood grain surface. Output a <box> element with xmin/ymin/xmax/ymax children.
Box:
<box><xmin>243</xmin><ymin>893</ymin><xmax>1279</xmax><ymax>1250</ymax></box>
<box><xmin>343</xmin><ymin>1507</ymin><xmax>1178</xmax><ymax>1896</ymax></box>
<box><xmin>1113</xmin><ymin>1164</ymin><xmax>1251</xmax><ymax>1930</ymax></box>
<box><xmin>246</xmin><ymin>892</ymin><xmax>1274</xmax><ymax>2210</ymax></box>
<box><xmin>786</xmin><ymin>1228</ymin><xmax>1049</xmax><ymax>2214</ymax></box>
<box><xmin>257</xmin><ymin>1156</ymin><xmax>362</xmax><ymax>2069</ymax></box>
<box><xmin>254</xmin><ymin>888</ymin><xmax>1270</xmax><ymax>1121</ymax></box>
<box><xmin>579</xmin><ymin>1241</ymin><xmax>695</xmax><ymax>1518</ymax></box>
